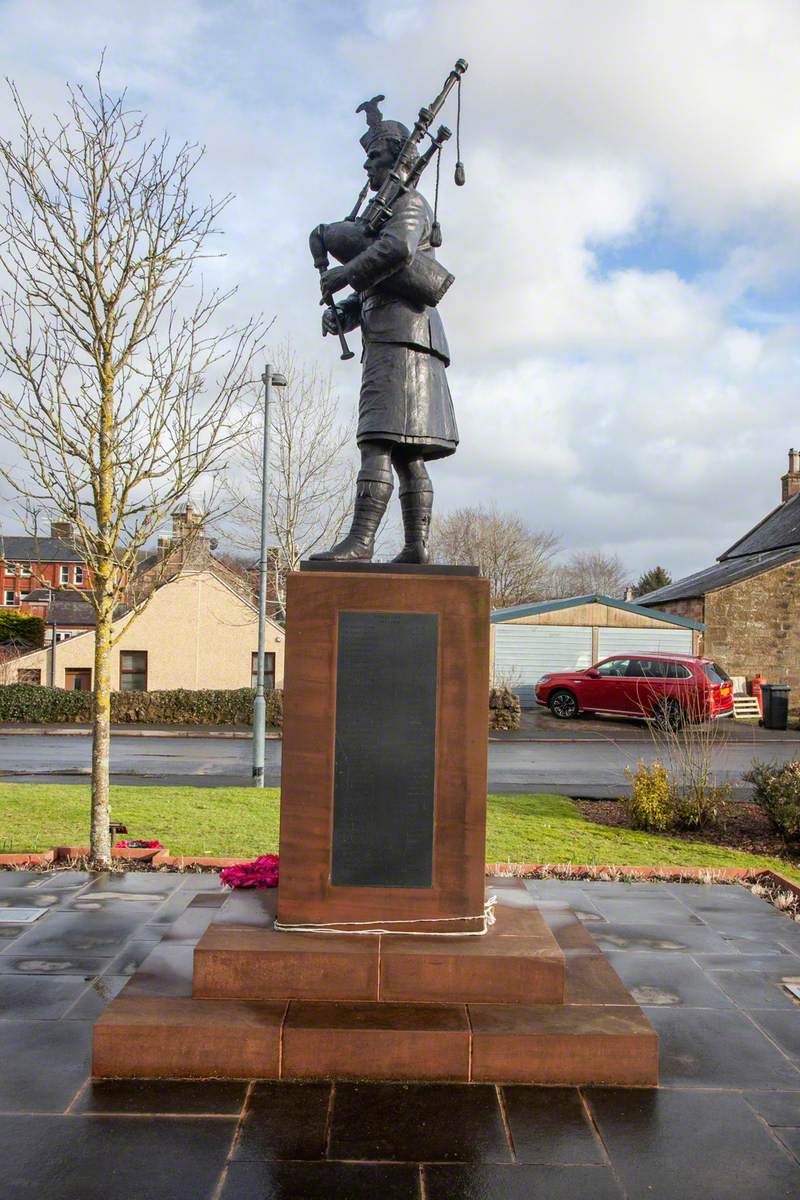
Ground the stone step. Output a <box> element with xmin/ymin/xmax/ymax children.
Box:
<box><xmin>192</xmin><ymin>895</ymin><xmax>565</xmax><ymax>1006</ymax></box>
<box><xmin>93</xmin><ymin>994</ymin><xmax>656</xmax><ymax>1085</ymax></box>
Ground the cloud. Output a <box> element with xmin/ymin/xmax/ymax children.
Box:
<box><xmin>0</xmin><ymin>0</ymin><xmax>798</xmax><ymax>583</ymax></box>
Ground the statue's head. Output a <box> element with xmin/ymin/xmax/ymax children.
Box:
<box><xmin>356</xmin><ymin>95</ymin><xmax>418</xmax><ymax>190</ymax></box>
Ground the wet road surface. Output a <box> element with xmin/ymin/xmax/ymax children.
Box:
<box><xmin>1</xmin><ymin>732</ymin><xmax>797</xmax><ymax>795</ymax></box>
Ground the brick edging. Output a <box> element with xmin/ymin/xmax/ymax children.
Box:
<box><xmin>0</xmin><ymin>849</ymin><xmax>795</xmax><ymax>885</ymax></box>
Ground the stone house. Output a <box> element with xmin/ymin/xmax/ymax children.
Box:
<box><xmin>638</xmin><ymin>449</ymin><xmax>800</xmax><ymax>691</ymax></box>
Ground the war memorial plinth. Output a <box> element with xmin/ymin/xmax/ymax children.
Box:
<box><xmin>92</xmin><ymin>563</ymin><xmax>657</xmax><ymax>1086</ymax></box>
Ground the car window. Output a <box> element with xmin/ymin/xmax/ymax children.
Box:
<box><xmin>702</xmin><ymin>662</ymin><xmax>731</xmax><ymax>684</ymax></box>
<box><xmin>626</xmin><ymin>658</ymin><xmax>668</xmax><ymax>678</ymax></box>
<box><xmin>665</xmin><ymin>661</ymin><xmax>691</xmax><ymax>679</ymax></box>
<box><xmin>596</xmin><ymin>658</ymin><xmax>630</xmax><ymax>677</ymax></box>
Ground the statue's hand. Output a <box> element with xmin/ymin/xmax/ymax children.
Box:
<box><xmin>319</xmin><ymin>264</ymin><xmax>349</xmax><ymax>297</ymax></box>
<box><xmin>321</xmin><ymin>306</ymin><xmax>343</xmax><ymax>336</ymax></box>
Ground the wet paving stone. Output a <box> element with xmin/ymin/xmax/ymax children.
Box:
<box><xmin>329</xmin><ymin>1082</ymin><xmax>511</xmax><ymax>1164</ymax></box>
<box><xmin>708</xmin><ymin>967</ymin><xmax>800</xmax><ymax>1009</ymax></box>
<box><xmin>0</xmin><ymin>954</ymin><xmax>111</xmax><ymax>975</ymax></box>
<box><xmin>0</xmin><ymin>924</ymin><xmax>29</xmax><ymax>943</ymax></box>
<box><xmin>424</xmin><ymin>1163</ymin><xmax>622</xmax><ymax>1199</ymax></box>
<box><xmin>62</xmin><ymin>974</ymin><xmax>129</xmax><ymax>1020</ymax></box>
<box><xmin>0</xmin><ymin>975</ymin><xmax>91</xmax><ymax>1019</ymax></box>
<box><xmin>27</xmin><ymin>871</ymin><xmax>94</xmax><ymax>891</ymax></box>
<box><xmin>0</xmin><ymin>892</ymin><xmax>61</xmax><ymax>909</ymax></box>
<box><xmin>647</xmin><ymin>1007</ymin><xmax>800</xmax><ymax>1087</ymax></box>
<box><xmin>101</xmin><ymin>939</ymin><xmax>166</xmax><ymax>976</ymax></box>
<box><xmin>604</xmin><ymin>952</ymin><xmax>734</xmax><ymax>1007</ymax></box>
<box><xmin>0</xmin><ymin>1114</ymin><xmax>236</xmax><ymax>1200</ymax></box>
<box><xmin>722</xmin><ymin>935</ymin><xmax>800</xmax><ymax>957</ymax></box>
<box><xmin>233</xmin><ymin>1081</ymin><xmax>331</xmax><ymax>1160</ymax></box>
<box><xmin>0</xmin><ymin>1021</ymin><xmax>91</xmax><ymax>1111</ymax></box>
<box><xmin>75</xmin><ymin>1078</ymin><xmax>248</xmax><ymax>1114</ymax></box>
<box><xmin>744</xmin><ymin>1091</ymin><xmax>800</xmax><ymax>1125</ymax></box>
<box><xmin>591</xmin><ymin>922</ymin><xmax>733</xmax><ymax>954</ymax></box>
<box><xmin>154</xmin><ymin>904</ymin><xmax>220</xmax><ymax>942</ymax></box>
<box><xmin>122</xmin><ymin>944</ymin><xmax>194</xmax><ymax>996</ymax></box>
<box><xmin>586</xmin><ymin>1088</ymin><xmax>800</xmax><ymax>1200</ymax></box>
<box><xmin>775</xmin><ymin>1128</ymin><xmax>800</xmax><ymax>1161</ymax></box>
<box><xmin>667</xmin><ymin>883</ymin><xmax>773</xmax><ymax>909</ymax></box>
<box><xmin>80</xmin><ymin>872</ymin><xmax>185</xmax><ymax>895</ymax></box>
<box><xmin>502</xmin><ymin>1086</ymin><xmax>604</xmax><ymax>1164</ymax></box>
<box><xmin>8</xmin><ymin>910</ymin><xmax>158</xmax><ymax>955</ymax></box>
<box><xmin>220</xmin><ymin>1160</ymin><xmax>420</xmax><ymax>1199</ymax></box>
<box><xmin>691</xmin><ymin>952</ymin><xmax>800</xmax><ymax>972</ymax></box>
<box><xmin>0</xmin><ymin>873</ymin><xmax>50</xmax><ymax>891</ymax></box>
<box><xmin>588</xmin><ymin>897</ymin><xmax>703</xmax><ymax>925</ymax></box>
<box><xmin>749</xmin><ymin>1010</ymin><xmax>800</xmax><ymax>1062</ymax></box>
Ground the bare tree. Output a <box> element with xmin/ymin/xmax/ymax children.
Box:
<box><xmin>228</xmin><ymin>341</ymin><xmax>355</xmax><ymax>613</ymax></box>
<box><xmin>549</xmin><ymin>550</ymin><xmax>628</xmax><ymax>599</ymax></box>
<box><xmin>0</xmin><ymin>73</ymin><xmax>264</xmax><ymax>866</ymax></box>
<box><xmin>430</xmin><ymin>505</ymin><xmax>560</xmax><ymax>608</ymax></box>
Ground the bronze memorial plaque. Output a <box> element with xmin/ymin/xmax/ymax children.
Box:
<box><xmin>332</xmin><ymin>611</ymin><xmax>439</xmax><ymax>888</ymax></box>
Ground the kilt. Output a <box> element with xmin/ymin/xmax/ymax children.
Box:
<box><xmin>356</xmin><ymin>341</ymin><xmax>458</xmax><ymax>460</ymax></box>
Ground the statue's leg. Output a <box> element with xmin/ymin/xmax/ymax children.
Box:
<box><xmin>309</xmin><ymin>441</ymin><xmax>393</xmax><ymax>562</ymax></box>
<box><xmin>391</xmin><ymin>451</ymin><xmax>433</xmax><ymax>565</ymax></box>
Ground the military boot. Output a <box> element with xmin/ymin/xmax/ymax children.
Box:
<box><xmin>392</xmin><ymin>484</ymin><xmax>433</xmax><ymax>564</ymax></box>
<box><xmin>310</xmin><ymin>480</ymin><xmax>392</xmax><ymax>562</ymax></box>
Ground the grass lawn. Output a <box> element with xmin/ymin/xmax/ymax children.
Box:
<box><xmin>1</xmin><ymin>784</ymin><xmax>798</xmax><ymax>881</ymax></box>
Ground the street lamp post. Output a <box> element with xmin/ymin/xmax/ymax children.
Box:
<box><xmin>253</xmin><ymin>363</ymin><xmax>287</xmax><ymax>787</ymax></box>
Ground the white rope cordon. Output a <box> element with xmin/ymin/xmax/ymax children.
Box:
<box><xmin>274</xmin><ymin>893</ymin><xmax>497</xmax><ymax>937</ymax></box>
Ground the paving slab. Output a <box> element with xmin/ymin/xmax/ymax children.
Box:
<box><xmin>586</xmin><ymin>1088</ymin><xmax>800</xmax><ymax>1200</ymax></box>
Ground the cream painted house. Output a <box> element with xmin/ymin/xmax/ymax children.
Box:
<box><xmin>12</xmin><ymin>566</ymin><xmax>284</xmax><ymax>692</ymax></box>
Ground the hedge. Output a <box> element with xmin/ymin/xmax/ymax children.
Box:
<box><xmin>0</xmin><ymin>612</ymin><xmax>45</xmax><ymax>648</ymax></box>
<box><xmin>0</xmin><ymin>684</ymin><xmax>283</xmax><ymax>728</ymax></box>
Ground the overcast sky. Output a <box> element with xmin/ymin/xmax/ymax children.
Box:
<box><xmin>1</xmin><ymin>0</ymin><xmax>799</xmax><ymax>582</ymax></box>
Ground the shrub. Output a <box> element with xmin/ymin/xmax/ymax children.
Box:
<box><xmin>0</xmin><ymin>683</ymin><xmax>283</xmax><ymax>728</ymax></box>
<box><xmin>672</xmin><ymin>782</ymin><xmax>731</xmax><ymax>831</ymax></box>
<box><xmin>624</xmin><ymin>760</ymin><xmax>673</xmax><ymax>831</ymax></box>
<box><xmin>745</xmin><ymin>758</ymin><xmax>800</xmax><ymax>842</ymax></box>
<box><xmin>489</xmin><ymin>686</ymin><xmax>521</xmax><ymax>731</ymax></box>
<box><xmin>0</xmin><ymin>612</ymin><xmax>45</xmax><ymax>647</ymax></box>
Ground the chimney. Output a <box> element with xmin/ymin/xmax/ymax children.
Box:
<box><xmin>50</xmin><ymin>520</ymin><xmax>73</xmax><ymax>539</ymax></box>
<box><xmin>781</xmin><ymin>448</ymin><xmax>800</xmax><ymax>503</ymax></box>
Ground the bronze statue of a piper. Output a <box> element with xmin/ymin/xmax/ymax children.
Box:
<box><xmin>309</xmin><ymin>60</ymin><xmax>467</xmax><ymax>563</ymax></box>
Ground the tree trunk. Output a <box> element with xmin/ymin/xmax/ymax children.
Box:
<box><xmin>90</xmin><ymin>601</ymin><xmax>113</xmax><ymax>868</ymax></box>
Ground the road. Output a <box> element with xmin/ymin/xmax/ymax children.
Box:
<box><xmin>1</xmin><ymin>731</ymin><xmax>797</xmax><ymax>796</ymax></box>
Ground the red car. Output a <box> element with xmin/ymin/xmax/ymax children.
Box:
<box><xmin>535</xmin><ymin>653</ymin><xmax>734</xmax><ymax>725</ymax></box>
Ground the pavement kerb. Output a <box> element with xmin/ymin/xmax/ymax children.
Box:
<box><xmin>0</xmin><ymin>724</ymin><xmax>278</xmax><ymax>739</ymax></box>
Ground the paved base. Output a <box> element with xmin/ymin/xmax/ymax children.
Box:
<box><xmin>92</xmin><ymin>881</ymin><xmax>657</xmax><ymax>1085</ymax></box>
<box><xmin>5</xmin><ymin>870</ymin><xmax>800</xmax><ymax>1200</ymax></box>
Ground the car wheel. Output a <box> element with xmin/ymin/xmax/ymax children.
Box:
<box><xmin>653</xmin><ymin>698</ymin><xmax>685</xmax><ymax>731</ymax></box>
<box><xmin>549</xmin><ymin>689</ymin><xmax>578</xmax><ymax>720</ymax></box>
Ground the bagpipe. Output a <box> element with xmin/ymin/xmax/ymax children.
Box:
<box><xmin>310</xmin><ymin>58</ymin><xmax>468</xmax><ymax>360</ymax></box>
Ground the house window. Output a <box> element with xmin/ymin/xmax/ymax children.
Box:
<box><xmin>6</xmin><ymin>562</ymin><xmax>15</xmax><ymax>575</ymax></box>
<box><xmin>20</xmin><ymin>563</ymin><xmax>31</xmax><ymax>577</ymax></box>
<box><xmin>74</xmin><ymin>565</ymin><xmax>84</xmax><ymax>585</ymax></box>
<box><xmin>19</xmin><ymin>591</ymin><xmax>30</xmax><ymax>603</ymax></box>
<box><xmin>65</xmin><ymin>668</ymin><xmax>91</xmax><ymax>691</ymax></box>
<box><xmin>59</xmin><ymin>565</ymin><xmax>69</xmax><ymax>585</ymax></box>
<box><xmin>251</xmin><ymin>651</ymin><xmax>276</xmax><ymax>691</ymax></box>
<box><xmin>3</xmin><ymin>591</ymin><xmax>17</xmax><ymax>606</ymax></box>
<box><xmin>120</xmin><ymin>650</ymin><xmax>147</xmax><ymax>692</ymax></box>
<box><xmin>17</xmin><ymin>669</ymin><xmax>41</xmax><ymax>684</ymax></box>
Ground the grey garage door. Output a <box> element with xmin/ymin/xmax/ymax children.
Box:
<box><xmin>494</xmin><ymin>625</ymin><xmax>593</xmax><ymax>707</ymax></box>
<box><xmin>597</xmin><ymin>627</ymin><xmax>694</xmax><ymax>658</ymax></box>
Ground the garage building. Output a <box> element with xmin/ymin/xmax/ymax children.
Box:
<box><xmin>491</xmin><ymin>594</ymin><xmax>704</xmax><ymax>707</ymax></box>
